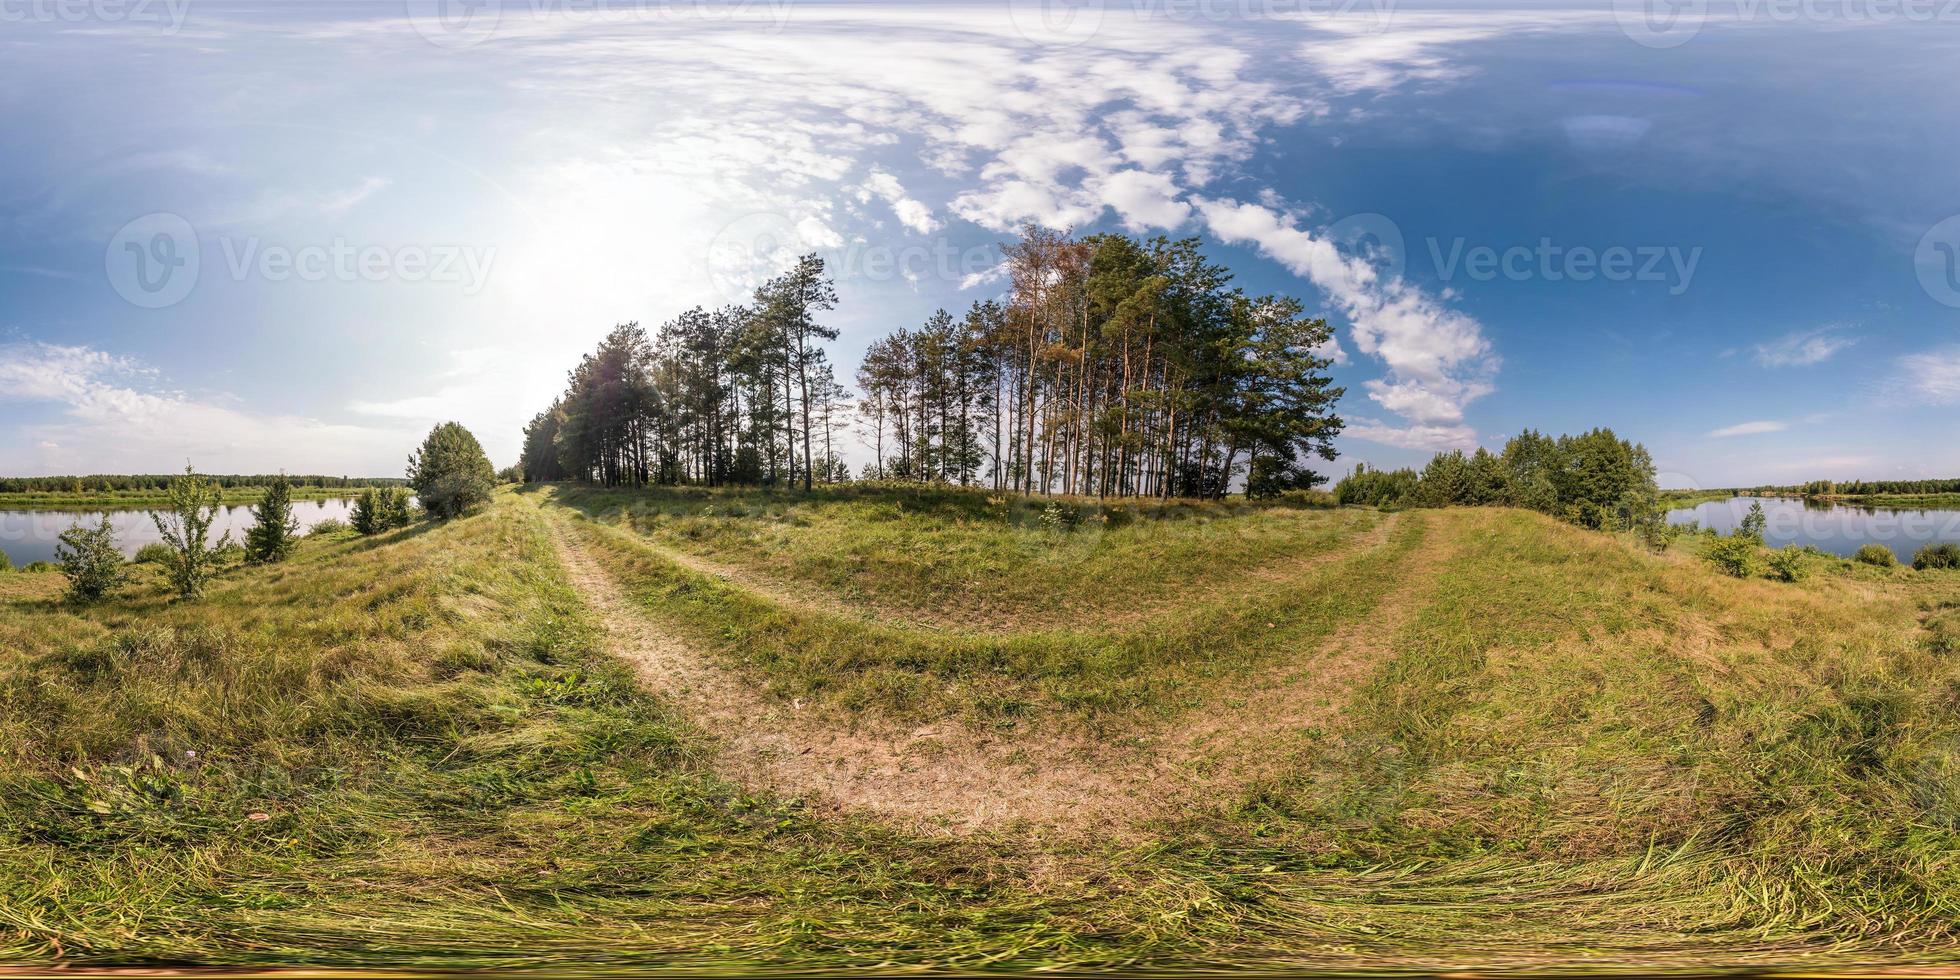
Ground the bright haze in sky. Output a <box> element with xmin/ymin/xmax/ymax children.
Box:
<box><xmin>1</xmin><ymin>0</ymin><xmax>1956</xmax><ymax>488</ymax></box>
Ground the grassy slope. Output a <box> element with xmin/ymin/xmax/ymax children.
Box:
<box><xmin>2</xmin><ymin>487</ymin><xmax>1958</xmax><ymax>971</ymax></box>
<box><xmin>553</xmin><ymin>485</ymin><xmax>1414</xmax><ymax>721</ymax></box>
<box><xmin>555</xmin><ymin>483</ymin><xmax>1381</xmax><ymax>630</ymax></box>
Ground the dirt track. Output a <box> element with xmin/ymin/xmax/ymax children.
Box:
<box><xmin>548</xmin><ymin>511</ymin><xmax>1448</xmax><ymax>836</ymax></box>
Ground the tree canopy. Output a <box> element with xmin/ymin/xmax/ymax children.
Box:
<box><xmin>520</xmin><ymin>230</ymin><xmax>1346</xmax><ymax>499</ymax></box>
<box><xmin>408</xmin><ymin>422</ymin><xmax>496</xmax><ymax>519</ymax></box>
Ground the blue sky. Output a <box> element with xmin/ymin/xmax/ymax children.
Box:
<box><xmin>2</xmin><ymin>0</ymin><xmax>1957</xmax><ymax>487</ymax></box>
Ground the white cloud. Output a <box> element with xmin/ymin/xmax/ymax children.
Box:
<box><xmin>1708</xmin><ymin>420</ymin><xmax>1787</xmax><ymax>438</ymax></box>
<box><xmin>1293</xmin><ymin>12</ymin><xmax>1606</xmax><ymax>96</ymax></box>
<box><xmin>1195</xmin><ymin>197</ymin><xmax>1496</xmax><ymax>443</ymax></box>
<box><xmin>1895</xmin><ymin>347</ymin><xmax>1960</xmax><ymax>404</ymax></box>
<box><xmin>1753</xmin><ymin>325</ymin><xmax>1858</xmax><ymax>368</ymax></box>
<box><xmin>858</xmin><ymin>168</ymin><xmax>940</xmax><ymax>235</ymax></box>
<box><xmin>0</xmin><ymin>342</ymin><xmax>413</xmax><ymax>475</ymax></box>
<box><xmin>1346</xmin><ymin>418</ymin><xmax>1478</xmax><ymax>451</ymax></box>
<box><xmin>1093</xmin><ymin>169</ymin><xmax>1190</xmax><ymax>232</ymax></box>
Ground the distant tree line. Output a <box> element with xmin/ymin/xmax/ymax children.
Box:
<box><xmin>520</xmin><ymin>229</ymin><xmax>1346</xmax><ymax>500</ymax></box>
<box><xmin>1793</xmin><ymin>478</ymin><xmax>1960</xmax><ymax>497</ymax></box>
<box><xmin>0</xmin><ymin>474</ymin><xmax>405</xmax><ymax>493</ymax></box>
<box><xmin>1335</xmin><ymin>428</ymin><xmax>1659</xmax><ymax>530</ymax></box>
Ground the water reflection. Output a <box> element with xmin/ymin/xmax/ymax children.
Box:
<box><xmin>0</xmin><ymin>497</ymin><xmax>359</xmax><ymax>567</ymax></box>
<box><xmin>1666</xmin><ymin>496</ymin><xmax>1960</xmax><ymax>562</ymax></box>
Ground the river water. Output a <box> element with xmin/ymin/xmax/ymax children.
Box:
<box><xmin>1665</xmin><ymin>495</ymin><xmax>1960</xmax><ymax>563</ymax></box>
<box><xmin>0</xmin><ymin>497</ymin><xmax>360</xmax><ymax>567</ymax></box>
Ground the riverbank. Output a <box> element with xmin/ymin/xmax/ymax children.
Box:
<box><xmin>0</xmin><ymin>487</ymin><xmax>367</xmax><ymax>510</ymax></box>
<box><xmin>1803</xmin><ymin>492</ymin><xmax>1960</xmax><ymax>509</ymax></box>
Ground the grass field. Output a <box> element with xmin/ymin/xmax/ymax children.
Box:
<box><xmin>2</xmin><ymin>485</ymin><xmax>1957</xmax><ymax>973</ymax></box>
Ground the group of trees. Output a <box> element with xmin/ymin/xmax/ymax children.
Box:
<box><xmin>520</xmin><ymin>230</ymin><xmax>1347</xmax><ymax>499</ymax></box>
<box><xmin>1793</xmin><ymin>478</ymin><xmax>1960</xmax><ymax>497</ymax></box>
<box><xmin>521</xmin><ymin>255</ymin><xmax>850</xmax><ymax>491</ymax></box>
<box><xmin>854</xmin><ymin>231</ymin><xmax>1342</xmax><ymax>499</ymax></box>
<box><xmin>1336</xmin><ymin>428</ymin><xmax>1660</xmax><ymax>530</ymax></box>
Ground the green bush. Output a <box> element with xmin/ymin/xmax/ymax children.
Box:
<box><xmin>1765</xmin><ymin>545</ymin><xmax>1809</xmax><ymax>582</ymax></box>
<box><xmin>54</xmin><ymin>515</ymin><xmax>128</xmax><ymax>602</ymax></box>
<box><xmin>0</xmin><ymin>550</ymin><xmax>10</xmax><ymax>573</ymax></box>
<box><xmin>1852</xmin><ymin>543</ymin><xmax>1897</xmax><ymax>567</ymax></box>
<box><xmin>244</xmin><ymin>476</ymin><xmax>300</xmax><ymax>565</ymax></box>
<box><xmin>1913</xmin><ymin>543</ymin><xmax>1960</xmax><ymax>571</ymax></box>
<box><xmin>1738</xmin><ymin>501</ymin><xmax>1768</xmax><ymax>543</ymax></box>
<box><xmin>22</xmin><ymin>561</ymin><xmax>55</xmax><ymax>573</ymax></box>
<box><xmin>407</xmin><ymin>421</ymin><xmax>496</xmax><ymax>519</ymax></box>
<box><xmin>133</xmin><ymin>543</ymin><xmax>175</xmax><ymax>565</ymax></box>
<box><xmin>1706</xmin><ymin>535</ymin><xmax>1756</xmax><ymax>578</ymax></box>
<box><xmin>149</xmin><ymin>465</ymin><xmax>233</xmax><ymax>600</ymax></box>
<box><xmin>309</xmin><ymin>517</ymin><xmax>348</xmax><ymax>536</ymax></box>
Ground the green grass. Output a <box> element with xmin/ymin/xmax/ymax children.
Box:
<box><xmin>553</xmin><ymin>485</ymin><xmax>1417</xmax><ymax>722</ymax></box>
<box><xmin>3</xmin><ymin>486</ymin><xmax>1959</xmax><ymax>972</ymax></box>
<box><xmin>554</xmin><ymin>483</ymin><xmax>1377</xmax><ymax>630</ymax></box>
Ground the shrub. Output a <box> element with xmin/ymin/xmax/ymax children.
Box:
<box><xmin>379</xmin><ymin>486</ymin><xmax>415</xmax><ymax>529</ymax></box>
<box><xmin>150</xmin><ymin>464</ymin><xmax>233</xmax><ymax>600</ymax></box>
<box><xmin>1738</xmin><ymin>501</ymin><xmax>1768</xmax><ymax>543</ymax></box>
<box><xmin>1852</xmin><ymin>543</ymin><xmax>1897</xmax><ymax>567</ymax></box>
<box><xmin>1913</xmin><ymin>542</ymin><xmax>1960</xmax><ymax>571</ymax></box>
<box><xmin>1706</xmin><ymin>535</ymin><xmax>1756</xmax><ymax>578</ymax></box>
<box><xmin>407</xmin><ymin>422</ymin><xmax>496</xmax><ymax>519</ymax></box>
<box><xmin>1634</xmin><ymin>514</ymin><xmax>1679</xmax><ymax>552</ymax></box>
<box><xmin>351</xmin><ymin>488</ymin><xmax>382</xmax><ymax>535</ymax></box>
<box><xmin>23</xmin><ymin>561</ymin><xmax>55</xmax><ymax>573</ymax></box>
<box><xmin>309</xmin><ymin>517</ymin><xmax>348</xmax><ymax>536</ymax></box>
<box><xmin>352</xmin><ymin>487</ymin><xmax>414</xmax><ymax>535</ymax></box>
<box><xmin>54</xmin><ymin>516</ymin><xmax>128</xmax><ymax>602</ymax></box>
<box><xmin>244</xmin><ymin>476</ymin><xmax>300</xmax><ymax>565</ymax></box>
<box><xmin>133</xmin><ymin>542</ymin><xmax>176</xmax><ymax>565</ymax></box>
<box><xmin>1765</xmin><ymin>545</ymin><xmax>1809</xmax><ymax>582</ymax></box>
<box><xmin>0</xmin><ymin>550</ymin><xmax>10</xmax><ymax>573</ymax></box>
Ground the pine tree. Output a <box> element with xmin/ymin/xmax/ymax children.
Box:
<box><xmin>407</xmin><ymin>422</ymin><xmax>496</xmax><ymax>518</ymax></box>
<box><xmin>244</xmin><ymin>475</ymin><xmax>300</xmax><ymax>564</ymax></box>
<box><xmin>351</xmin><ymin>487</ymin><xmax>383</xmax><ymax>535</ymax></box>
